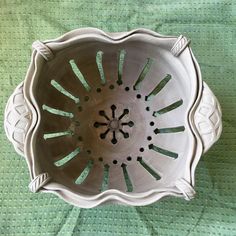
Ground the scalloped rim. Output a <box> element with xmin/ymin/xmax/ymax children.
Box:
<box><xmin>23</xmin><ymin>28</ymin><xmax>204</xmax><ymax>207</ymax></box>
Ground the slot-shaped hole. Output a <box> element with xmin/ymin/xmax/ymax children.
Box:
<box><xmin>154</xmin><ymin>126</ymin><xmax>185</xmax><ymax>134</ymax></box>
<box><xmin>153</xmin><ymin>99</ymin><xmax>183</xmax><ymax>116</ymax></box>
<box><xmin>133</xmin><ymin>58</ymin><xmax>153</xmax><ymax>90</ymax></box>
<box><xmin>69</xmin><ymin>59</ymin><xmax>91</xmax><ymax>92</ymax></box>
<box><xmin>149</xmin><ymin>144</ymin><xmax>178</xmax><ymax>159</ymax></box>
<box><xmin>96</xmin><ymin>51</ymin><xmax>106</xmax><ymax>85</ymax></box>
<box><xmin>43</xmin><ymin>130</ymin><xmax>73</xmax><ymax>140</ymax></box>
<box><xmin>75</xmin><ymin>159</ymin><xmax>94</xmax><ymax>184</ymax></box>
<box><xmin>51</xmin><ymin>80</ymin><xmax>80</xmax><ymax>103</ymax></box>
<box><xmin>100</xmin><ymin>164</ymin><xmax>110</xmax><ymax>192</ymax></box>
<box><xmin>145</xmin><ymin>74</ymin><xmax>172</xmax><ymax>101</ymax></box>
<box><xmin>117</xmin><ymin>49</ymin><xmax>126</xmax><ymax>85</ymax></box>
<box><xmin>121</xmin><ymin>163</ymin><xmax>133</xmax><ymax>192</ymax></box>
<box><xmin>54</xmin><ymin>147</ymin><xmax>80</xmax><ymax>167</ymax></box>
<box><xmin>42</xmin><ymin>104</ymin><xmax>74</xmax><ymax>118</ymax></box>
<box><xmin>137</xmin><ymin>156</ymin><xmax>161</xmax><ymax>180</ymax></box>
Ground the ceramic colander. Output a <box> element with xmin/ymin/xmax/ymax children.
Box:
<box><xmin>4</xmin><ymin>28</ymin><xmax>222</xmax><ymax>208</ymax></box>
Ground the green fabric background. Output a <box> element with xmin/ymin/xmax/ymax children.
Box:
<box><xmin>0</xmin><ymin>0</ymin><xmax>235</xmax><ymax>235</ymax></box>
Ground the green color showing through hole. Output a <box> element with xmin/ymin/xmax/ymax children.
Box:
<box><xmin>154</xmin><ymin>126</ymin><xmax>185</xmax><ymax>134</ymax></box>
<box><xmin>100</xmin><ymin>164</ymin><xmax>110</xmax><ymax>192</ymax></box>
<box><xmin>153</xmin><ymin>99</ymin><xmax>183</xmax><ymax>116</ymax></box>
<box><xmin>149</xmin><ymin>144</ymin><xmax>178</xmax><ymax>159</ymax></box>
<box><xmin>146</xmin><ymin>74</ymin><xmax>172</xmax><ymax>101</ymax></box>
<box><xmin>69</xmin><ymin>59</ymin><xmax>91</xmax><ymax>92</ymax></box>
<box><xmin>121</xmin><ymin>163</ymin><xmax>133</xmax><ymax>192</ymax></box>
<box><xmin>96</xmin><ymin>51</ymin><xmax>106</xmax><ymax>85</ymax></box>
<box><xmin>51</xmin><ymin>80</ymin><xmax>80</xmax><ymax>104</ymax></box>
<box><xmin>54</xmin><ymin>147</ymin><xmax>80</xmax><ymax>167</ymax></box>
<box><xmin>43</xmin><ymin>130</ymin><xmax>73</xmax><ymax>140</ymax></box>
<box><xmin>42</xmin><ymin>104</ymin><xmax>74</xmax><ymax>118</ymax></box>
<box><xmin>75</xmin><ymin>159</ymin><xmax>94</xmax><ymax>184</ymax></box>
<box><xmin>117</xmin><ymin>49</ymin><xmax>126</xmax><ymax>85</ymax></box>
<box><xmin>137</xmin><ymin>157</ymin><xmax>161</xmax><ymax>180</ymax></box>
<box><xmin>133</xmin><ymin>58</ymin><xmax>153</xmax><ymax>90</ymax></box>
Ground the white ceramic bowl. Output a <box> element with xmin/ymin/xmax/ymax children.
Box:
<box><xmin>4</xmin><ymin>28</ymin><xmax>222</xmax><ymax>208</ymax></box>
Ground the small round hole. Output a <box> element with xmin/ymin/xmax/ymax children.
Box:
<box><xmin>139</xmin><ymin>147</ymin><xmax>144</xmax><ymax>152</ymax></box>
<box><xmin>78</xmin><ymin>136</ymin><xmax>83</xmax><ymax>141</ymax></box>
<box><xmin>84</xmin><ymin>96</ymin><xmax>89</xmax><ymax>102</ymax></box>
<box><xmin>113</xmin><ymin>160</ymin><xmax>118</xmax><ymax>164</ymax></box>
<box><xmin>98</xmin><ymin>157</ymin><xmax>103</xmax><ymax>162</ymax></box>
<box><xmin>146</xmin><ymin>107</ymin><xmax>150</xmax><ymax>111</ymax></box>
<box><xmin>109</xmin><ymin>84</ymin><xmax>115</xmax><ymax>90</ymax></box>
<box><xmin>150</xmin><ymin>121</ymin><xmax>155</xmax><ymax>126</ymax></box>
<box><xmin>127</xmin><ymin>156</ymin><xmax>132</xmax><ymax>161</ymax></box>
<box><xmin>111</xmin><ymin>138</ymin><xmax>117</xmax><ymax>144</ymax></box>
<box><xmin>87</xmin><ymin>150</ymin><xmax>91</xmax><ymax>154</ymax></box>
<box><xmin>147</xmin><ymin>136</ymin><xmax>152</xmax><ymax>141</ymax></box>
<box><xmin>78</xmin><ymin>106</ymin><xmax>83</xmax><ymax>112</ymax></box>
<box><xmin>125</xmin><ymin>87</ymin><xmax>130</xmax><ymax>91</ymax></box>
<box><xmin>96</xmin><ymin>88</ymin><xmax>101</xmax><ymax>93</ymax></box>
<box><xmin>136</xmin><ymin>94</ymin><xmax>141</xmax><ymax>99</ymax></box>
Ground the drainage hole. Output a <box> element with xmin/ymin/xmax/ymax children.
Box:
<box><xmin>147</xmin><ymin>136</ymin><xmax>152</xmax><ymax>141</ymax></box>
<box><xmin>84</xmin><ymin>96</ymin><xmax>89</xmax><ymax>102</ymax></box>
<box><xmin>87</xmin><ymin>150</ymin><xmax>91</xmax><ymax>154</ymax></box>
<box><xmin>113</xmin><ymin>160</ymin><xmax>118</xmax><ymax>164</ymax></box>
<box><xmin>98</xmin><ymin>157</ymin><xmax>103</xmax><ymax>162</ymax></box>
<box><xmin>150</xmin><ymin>121</ymin><xmax>155</xmax><ymax>126</ymax></box>
<box><xmin>78</xmin><ymin>106</ymin><xmax>83</xmax><ymax>112</ymax></box>
<box><xmin>109</xmin><ymin>84</ymin><xmax>115</xmax><ymax>90</ymax></box>
<box><xmin>146</xmin><ymin>107</ymin><xmax>150</xmax><ymax>111</ymax></box>
<box><xmin>125</xmin><ymin>87</ymin><xmax>130</xmax><ymax>91</ymax></box>
<box><xmin>139</xmin><ymin>147</ymin><xmax>144</xmax><ymax>152</ymax></box>
<box><xmin>136</xmin><ymin>94</ymin><xmax>141</xmax><ymax>99</ymax></box>
<box><xmin>96</xmin><ymin>88</ymin><xmax>102</xmax><ymax>93</ymax></box>
<box><xmin>127</xmin><ymin>156</ymin><xmax>132</xmax><ymax>161</ymax></box>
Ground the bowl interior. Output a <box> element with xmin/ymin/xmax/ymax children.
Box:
<box><xmin>31</xmin><ymin>38</ymin><xmax>197</xmax><ymax>195</ymax></box>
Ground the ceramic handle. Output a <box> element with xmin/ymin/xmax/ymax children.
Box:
<box><xmin>4</xmin><ymin>82</ymin><xmax>31</xmax><ymax>157</ymax></box>
<box><xmin>194</xmin><ymin>82</ymin><xmax>222</xmax><ymax>153</ymax></box>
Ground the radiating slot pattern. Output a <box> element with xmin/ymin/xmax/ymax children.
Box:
<box><xmin>51</xmin><ymin>80</ymin><xmax>80</xmax><ymax>103</ymax></box>
<box><xmin>69</xmin><ymin>59</ymin><xmax>91</xmax><ymax>92</ymax></box>
<box><xmin>149</xmin><ymin>144</ymin><xmax>178</xmax><ymax>159</ymax></box>
<box><xmin>96</xmin><ymin>51</ymin><xmax>106</xmax><ymax>85</ymax></box>
<box><xmin>75</xmin><ymin>159</ymin><xmax>94</xmax><ymax>184</ymax></box>
<box><xmin>153</xmin><ymin>99</ymin><xmax>183</xmax><ymax>116</ymax></box>
<box><xmin>54</xmin><ymin>147</ymin><xmax>80</xmax><ymax>167</ymax></box>
<box><xmin>100</xmin><ymin>164</ymin><xmax>110</xmax><ymax>192</ymax></box>
<box><xmin>117</xmin><ymin>49</ymin><xmax>126</xmax><ymax>85</ymax></box>
<box><xmin>154</xmin><ymin>126</ymin><xmax>185</xmax><ymax>134</ymax></box>
<box><xmin>42</xmin><ymin>104</ymin><xmax>74</xmax><ymax>118</ymax></box>
<box><xmin>145</xmin><ymin>74</ymin><xmax>171</xmax><ymax>101</ymax></box>
<box><xmin>133</xmin><ymin>58</ymin><xmax>153</xmax><ymax>90</ymax></box>
<box><xmin>43</xmin><ymin>130</ymin><xmax>73</xmax><ymax>140</ymax></box>
<box><xmin>121</xmin><ymin>163</ymin><xmax>133</xmax><ymax>192</ymax></box>
<box><xmin>137</xmin><ymin>157</ymin><xmax>161</xmax><ymax>180</ymax></box>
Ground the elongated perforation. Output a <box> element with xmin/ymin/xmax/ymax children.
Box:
<box><xmin>69</xmin><ymin>59</ymin><xmax>91</xmax><ymax>92</ymax></box>
<box><xmin>51</xmin><ymin>80</ymin><xmax>80</xmax><ymax>103</ymax></box>
<box><xmin>153</xmin><ymin>99</ymin><xmax>183</xmax><ymax>116</ymax></box>
<box><xmin>42</xmin><ymin>105</ymin><xmax>74</xmax><ymax>118</ymax></box>
<box><xmin>117</xmin><ymin>49</ymin><xmax>126</xmax><ymax>85</ymax></box>
<box><xmin>121</xmin><ymin>163</ymin><xmax>133</xmax><ymax>192</ymax></box>
<box><xmin>75</xmin><ymin>159</ymin><xmax>94</xmax><ymax>184</ymax></box>
<box><xmin>96</xmin><ymin>51</ymin><xmax>106</xmax><ymax>85</ymax></box>
<box><xmin>149</xmin><ymin>144</ymin><xmax>178</xmax><ymax>159</ymax></box>
<box><xmin>137</xmin><ymin>157</ymin><xmax>161</xmax><ymax>180</ymax></box>
<box><xmin>54</xmin><ymin>147</ymin><xmax>80</xmax><ymax>167</ymax></box>
<box><xmin>133</xmin><ymin>58</ymin><xmax>153</xmax><ymax>90</ymax></box>
<box><xmin>154</xmin><ymin>126</ymin><xmax>185</xmax><ymax>134</ymax></box>
<box><xmin>145</xmin><ymin>74</ymin><xmax>172</xmax><ymax>101</ymax></box>
<box><xmin>43</xmin><ymin>130</ymin><xmax>73</xmax><ymax>140</ymax></box>
<box><xmin>100</xmin><ymin>164</ymin><xmax>110</xmax><ymax>192</ymax></box>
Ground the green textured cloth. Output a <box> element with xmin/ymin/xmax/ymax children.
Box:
<box><xmin>0</xmin><ymin>1</ymin><xmax>235</xmax><ymax>235</ymax></box>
